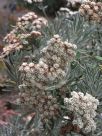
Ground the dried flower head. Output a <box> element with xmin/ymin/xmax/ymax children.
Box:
<box><xmin>79</xmin><ymin>1</ymin><xmax>102</xmax><ymax>22</ymax></box>
<box><xmin>19</xmin><ymin>35</ymin><xmax>77</xmax><ymax>89</ymax></box>
<box><xmin>1</xmin><ymin>12</ymin><xmax>47</xmax><ymax>58</ymax></box>
<box><xmin>17</xmin><ymin>12</ymin><xmax>47</xmax><ymax>31</ymax></box>
<box><xmin>18</xmin><ymin>84</ymin><xmax>59</xmax><ymax>123</ymax></box>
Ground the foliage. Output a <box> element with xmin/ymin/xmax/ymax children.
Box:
<box><xmin>0</xmin><ymin>0</ymin><xmax>102</xmax><ymax>136</ymax></box>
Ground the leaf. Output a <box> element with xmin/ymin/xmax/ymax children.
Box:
<box><xmin>0</xmin><ymin>59</ymin><xmax>6</xmax><ymax>70</ymax></box>
<box><xmin>95</xmin><ymin>56</ymin><xmax>102</xmax><ymax>61</ymax></box>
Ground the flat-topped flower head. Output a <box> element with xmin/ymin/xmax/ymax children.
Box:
<box><xmin>64</xmin><ymin>91</ymin><xmax>99</xmax><ymax>133</ymax></box>
<box><xmin>79</xmin><ymin>1</ymin><xmax>102</xmax><ymax>22</ymax></box>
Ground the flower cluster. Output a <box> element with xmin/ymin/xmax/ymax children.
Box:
<box><xmin>18</xmin><ymin>84</ymin><xmax>59</xmax><ymax>123</ymax></box>
<box><xmin>79</xmin><ymin>1</ymin><xmax>102</xmax><ymax>22</ymax></box>
<box><xmin>19</xmin><ymin>35</ymin><xmax>77</xmax><ymax>89</ymax></box>
<box><xmin>1</xmin><ymin>12</ymin><xmax>47</xmax><ymax>58</ymax></box>
<box><xmin>18</xmin><ymin>35</ymin><xmax>76</xmax><ymax>122</ymax></box>
<box><xmin>1</xmin><ymin>29</ymin><xmax>23</xmax><ymax>57</ymax></box>
<box><xmin>17</xmin><ymin>12</ymin><xmax>47</xmax><ymax>31</ymax></box>
<box><xmin>4</xmin><ymin>29</ymin><xmax>19</xmax><ymax>44</ymax></box>
<box><xmin>64</xmin><ymin>91</ymin><xmax>99</xmax><ymax>133</ymax></box>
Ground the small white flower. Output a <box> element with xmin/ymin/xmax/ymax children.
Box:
<box><xmin>64</xmin><ymin>98</ymin><xmax>69</xmax><ymax>103</ymax></box>
<box><xmin>24</xmin><ymin>66</ymin><xmax>30</xmax><ymax>72</ymax></box>
<box><xmin>19</xmin><ymin>66</ymin><xmax>24</xmax><ymax>71</ymax></box>
<box><xmin>53</xmin><ymin>63</ymin><xmax>59</xmax><ymax>69</ymax></box>
<box><xmin>22</xmin><ymin>62</ymin><xmax>28</xmax><ymax>67</ymax></box>
<box><xmin>54</xmin><ymin>34</ymin><xmax>60</xmax><ymax>39</ymax></box>
<box><xmin>39</xmin><ymin>60</ymin><xmax>46</xmax><ymax>67</ymax></box>
<box><xmin>25</xmin><ymin>0</ymin><xmax>32</xmax><ymax>3</ymax></box>
<box><xmin>29</xmin><ymin>62</ymin><xmax>35</xmax><ymax>68</ymax></box>
<box><xmin>63</xmin><ymin>116</ymin><xmax>70</xmax><ymax>120</ymax></box>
